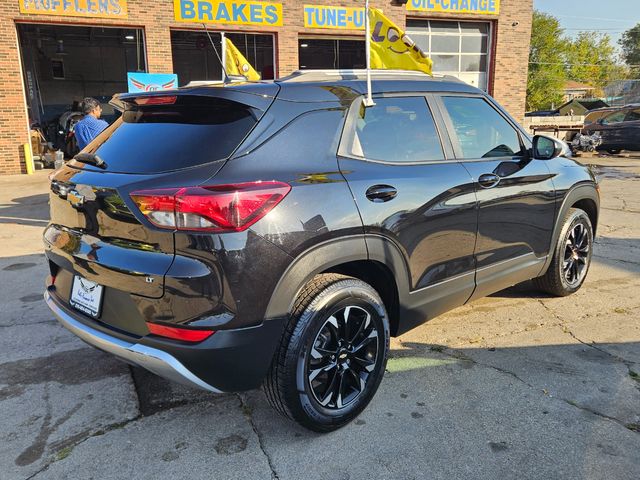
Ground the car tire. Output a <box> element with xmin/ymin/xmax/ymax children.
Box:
<box><xmin>533</xmin><ymin>208</ymin><xmax>593</xmax><ymax>297</ymax></box>
<box><xmin>264</xmin><ymin>273</ymin><xmax>390</xmax><ymax>432</ymax></box>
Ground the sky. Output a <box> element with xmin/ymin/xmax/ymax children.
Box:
<box><xmin>534</xmin><ymin>0</ymin><xmax>640</xmax><ymax>47</ymax></box>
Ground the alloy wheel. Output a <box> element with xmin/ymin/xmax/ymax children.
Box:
<box><xmin>307</xmin><ymin>305</ymin><xmax>379</xmax><ymax>410</ymax></box>
<box><xmin>563</xmin><ymin>223</ymin><xmax>590</xmax><ymax>286</ymax></box>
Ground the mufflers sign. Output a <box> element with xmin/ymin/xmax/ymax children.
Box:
<box><xmin>19</xmin><ymin>0</ymin><xmax>128</xmax><ymax>19</ymax></box>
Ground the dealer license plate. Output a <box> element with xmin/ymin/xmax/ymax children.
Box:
<box><xmin>70</xmin><ymin>275</ymin><xmax>104</xmax><ymax>318</ymax></box>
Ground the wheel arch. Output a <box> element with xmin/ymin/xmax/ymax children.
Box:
<box><xmin>264</xmin><ymin>235</ymin><xmax>410</xmax><ymax>337</ymax></box>
<box><xmin>540</xmin><ymin>182</ymin><xmax>600</xmax><ymax>275</ymax></box>
<box><xmin>323</xmin><ymin>259</ymin><xmax>401</xmax><ymax>336</ymax></box>
<box><xmin>572</xmin><ymin>197</ymin><xmax>599</xmax><ymax>235</ymax></box>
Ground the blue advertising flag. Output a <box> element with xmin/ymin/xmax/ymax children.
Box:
<box><xmin>127</xmin><ymin>73</ymin><xmax>178</xmax><ymax>93</ymax></box>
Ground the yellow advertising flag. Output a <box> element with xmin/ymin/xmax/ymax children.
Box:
<box><xmin>224</xmin><ymin>37</ymin><xmax>261</xmax><ymax>81</ymax></box>
<box><xmin>368</xmin><ymin>7</ymin><xmax>432</xmax><ymax>75</ymax></box>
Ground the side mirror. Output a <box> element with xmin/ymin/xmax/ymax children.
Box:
<box><xmin>532</xmin><ymin>135</ymin><xmax>567</xmax><ymax>160</ymax></box>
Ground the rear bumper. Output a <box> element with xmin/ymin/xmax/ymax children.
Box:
<box><xmin>45</xmin><ymin>290</ymin><xmax>223</xmax><ymax>392</ymax></box>
<box><xmin>45</xmin><ymin>289</ymin><xmax>286</xmax><ymax>392</ymax></box>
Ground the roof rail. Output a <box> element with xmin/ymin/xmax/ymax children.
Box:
<box><xmin>288</xmin><ymin>69</ymin><xmax>433</xmax><ymax>77</ymax></box>
<box><xmin>277</xmin><ymin>69</ymin><xmax>462</xmax><ymax>84</ymax></box>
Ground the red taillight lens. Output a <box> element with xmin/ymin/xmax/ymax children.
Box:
<box><xmin>130</xmin><ymin>181</ymin><xmax>291</xmax><ymax>232</ymax></box>
<box><xmin>146</xmin><ymin>322</ymin><xmax>214</xmax><ymax>343</ymax></box>
<box><xmin>134</xmin><ymin>96</ymin><xmax>177</xmax><ymax>106</ymax></box>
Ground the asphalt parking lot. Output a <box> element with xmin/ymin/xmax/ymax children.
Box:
<box><xmin>1</xmin><ymin>154</ymin><xmax>639</xmax><ymax>480</ymax></box>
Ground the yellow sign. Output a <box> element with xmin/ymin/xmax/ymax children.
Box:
<box><xmin>369</xmin><ymin>8</ymin><xmax>432</xmax><ymax>75</ymax></box>
<box><xmin>19</xmin><ymin>0</ymin><xmax>128</xmax><ymax>19</ymax></box>
<box><xmin>174</xmin><ymin>0</ymin><xmax>283</xmax><ymax>26</ymax></box>
<box><xmin>303</xmin><ymin>5</ymin><xmax>365</xmax><ymax>30</ymax></box>
<box><xmin>407</xmin><ymin>0</ymin><xmax>500</xmax><ymax>15</ymax></box>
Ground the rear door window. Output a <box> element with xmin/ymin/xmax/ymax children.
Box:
<box><xmin>624</xmin><ymin>109</ymin><xmax>640</xmax><ymax>122</ymax></box>
<box><xmin>440</xmin><ymin>96</ymin><xmax>525</xmax><ymax>159</ymax></box>
<box><xmin>342</xmin><ymin>96</ymin><xmax>445</xmax><ymax>163</ymax></box>
<box><xmin>82</xmin><ymin>96</ymin><xmax>261</xmax><ymax>174</ymax></box>
<box><xmin>601</xmin><ymin>111</ymin><xmax>627</xmax><ymax>125</ymax></box>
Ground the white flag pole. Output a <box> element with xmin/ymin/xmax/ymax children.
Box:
<box><xmin>221</xmin><ymin>31</ymin><xmax>227</xmax><ymax>81</ymax></box>
<box><xmin>364</xmin><ymin>0</ymin><xmax>375</xmax><ymax>107</ymax></box>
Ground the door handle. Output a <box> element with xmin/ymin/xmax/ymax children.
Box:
<box><xmin>365</xmin><ymin>184</ymin><xmax>397</xmax><ymax>202</ymax></box>
<box><xmin>478</xmin><ymin>173</ymin><xmax>500</xmax><ymax>189</ymax></box>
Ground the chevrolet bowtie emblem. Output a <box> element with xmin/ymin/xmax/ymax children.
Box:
<box><xmin>67</xmin><ymin>190</ymin><xmax>85</xmax><ymax>208</ymax></box>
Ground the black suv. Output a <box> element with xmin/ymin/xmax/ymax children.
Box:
<box><xmin>44</xmin><ymin>70</ymin><xmax>599</xmax><ymax>432</ymax></box>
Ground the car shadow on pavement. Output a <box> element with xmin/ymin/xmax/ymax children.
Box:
<box><xmin>593</xmin><ymin>236</ymin><xmax>640</xmax><ymax>274</ymax></box>
<box><xmin>0</xmin><ymin>193</ymin><xmax>50</xmax><ymax>227</ymax></box>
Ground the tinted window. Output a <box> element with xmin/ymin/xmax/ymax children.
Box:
<box><xmin>602</xmin><ymin>111</ymin><xmax>626</xmax><ymax>125</ymax></box>
<box><xmin>625</xmin><ymin>109</ymin><xmax>640</xmax><ymax>122</ymax></box>
<box><xmin>84</xmin><ymin>96</ymin><xmax>260</xmax><ymax>174</ymax></box>
<box><xmin>347</xmin><ymin>97</ymin><xmax>444</xmax><ymax>163</ymax></box>
<box><xmin>441</xmin><ymin>96</ymin><xmax>524</xmax><ymax>159</ymax></box>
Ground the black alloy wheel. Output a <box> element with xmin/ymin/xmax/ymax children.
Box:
<box><xmin>264</xmin><ymin>274</ymin><xmax>389</xmax><ymax>432</ymax></box>
<box><xmin>562</xmin><ymin>223</ymin><xmax>590</xmax><ymax>287</ymax></box>
<box><xmin>534</xmin><ymin>208</ymin><xmax>593</xmax><ymax>296</ymax></box>
<box><xmin>307</xmin><ymin>305</ymin><xmax>379</xmax><ymax>409</ymax></box>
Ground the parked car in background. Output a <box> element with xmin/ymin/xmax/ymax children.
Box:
<box><xmin>582</xmin><ymin>104</ymin><xmax>640</xmax><ymax>154</ymax></box>
<box><xmin>44</xmin><ymin>70</ymin><xmax>599</xmax><ymax>432</ymax></box>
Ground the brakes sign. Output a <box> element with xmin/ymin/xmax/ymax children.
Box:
<box><xmin>174</xmin><ymin>0</ymin><xmax>283</xmax><ymax>26</ymax></box>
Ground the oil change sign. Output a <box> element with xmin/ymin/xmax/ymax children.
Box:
<box><xmin>174</xmin><ymin>0</ymin><xmax>283</xmax><ymax>26</ymax></box>
<box><xmin>304</xmin><ymin>5</ymin><xmax>365</xmax><ymax>30</ymax></box>
<box><xmin>19</xmin><ymin>0</ymin><xmax>128</xmax><ymax>18</ymax></box>
<box><xmin>407</xmin><ymin>0</ymin><xmax>500</xmax><ymax>15</ymax></box>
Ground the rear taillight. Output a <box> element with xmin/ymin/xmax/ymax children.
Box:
<box><xmin>130</xmin><ymin>181</ymin><xmax>291</xmax><ymax>232</ymax></box>
<box><xmin>146</xmin><ymin>322</ymin><xmax>214</xmax><ymax>343</ymax></box>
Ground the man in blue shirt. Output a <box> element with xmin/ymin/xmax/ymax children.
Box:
<box><xmin>74</xmin><ymin>97</ymin><xmax>109</xmax><ymax>150</ymax></box>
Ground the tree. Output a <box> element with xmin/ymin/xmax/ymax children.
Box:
<box><xmin>527</xmin><ymin>12</ymin><xmax>567</xmax><ymax>111</ymax></box>
<box><xmin>620</xmin><ymin>23</ymin><xmax>640</xmax><ymax>74</ymax></box>
<box><xmin>527</xmin><ymin>11</ymin><xmax>630</xmax><ymax>112</ymax></box>
<box><xmin>567</xmin><ymin>32</ymin><xmax>627</xmax><ymax>94</ymax></box>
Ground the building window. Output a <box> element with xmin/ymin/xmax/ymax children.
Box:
<box><xmin>17</xmin><ymin>23</ymin><xmax>145</xmax><ymax>126</ymax></box>
<box><xmin>406</xmin><ymin>20</ymin><xmax>491</xmax><ymax>91</ymax></box>
<box><xmin>299</xmin><ymin>38</ymin><xmax>366</xmax><ymax>70</ymax></box>
<box><xmin>171</xmin><ymin>30</ymin><xmax>275</xmax><ymax>85</ymax></box>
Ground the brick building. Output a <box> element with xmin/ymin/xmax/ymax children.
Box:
<box><xmin>0</xmin><ymin>0</ymin><xmax>532</xmax><ymax>174</ymax></box>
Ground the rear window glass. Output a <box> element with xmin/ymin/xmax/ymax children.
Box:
<box><xmin>83</xmin><ymin>96</ymin><xmax>261</xmax><ymax>173</ymax></box>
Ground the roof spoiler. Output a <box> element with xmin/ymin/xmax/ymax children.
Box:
<box><xmin>109</xmin><ymin>93</ymin><xmax>125</xmax><ymax>113</ymax></box>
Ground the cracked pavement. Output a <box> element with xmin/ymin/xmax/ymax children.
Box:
<box><xmin>0</xmin><ymin>154</ymin><xmax>639</xmax><ymax>479</ymax></box>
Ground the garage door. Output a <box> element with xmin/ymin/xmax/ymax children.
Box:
<box><xmin>405</xmin><ymin>20</ymin><xmax>491</xmax><ymax>91</ymax></box>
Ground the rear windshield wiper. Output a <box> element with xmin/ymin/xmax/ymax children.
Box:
<box><xmin>74</xmin><ymin>153</ymin><xmax>107</xmax><ymax>169</ymax></box>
